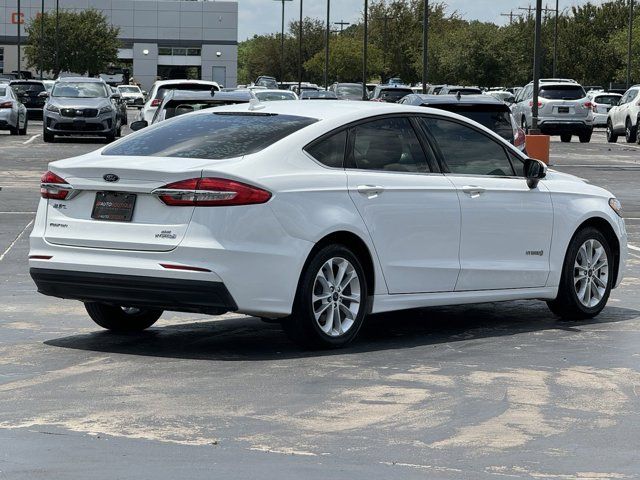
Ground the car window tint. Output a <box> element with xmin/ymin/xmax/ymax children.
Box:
<box><xmin>539</xmin><ymin>85</ymin><xmax>586</xmax><ymax>100</ymax></box>
<box><xmin>509</xmin><ymin>152</ymin><xmax>525</xmax><ymax>176</ymax></box>
<box><xmin>351</xmin><ymin>117</ymin><xmax>430</xmax><ymax>173</ymax></box>
<box><xmin>104</xmin><ymin>112</ymin><xmax>317</xmax><ymax>160</ymax></box>
<box><xmin>432</xmin><ymin>105</ymin><xmax>514</xmax><ymax>142</ymax></box>
<box><xmin>305</xmin><ymin>130</ymin><xmax>347</xmax><ymax>168</ymax></box>
<box><xmin>422</xmin><ymin>117</ymin><xmax>515</xmax><ymax>176</ymax></box>
<box><xmin>594</xmin><ymin>95</ymin><xmax>621</xmax><ymax>106</ymax></box>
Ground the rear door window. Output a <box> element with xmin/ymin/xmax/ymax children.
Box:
<box><xmin>103</xmin><ymin>112</ymin><xmax>317</xmax><ymax>159</ymax></box>
<box><xmin>539</xmin><ymin>85</ymin><xmax>586</xmax><ymax>100</ymax></box>
<box><xmin>305</xmin><ymin>130</ymin><xmax>347</xmax><ymax>168</ymax></box>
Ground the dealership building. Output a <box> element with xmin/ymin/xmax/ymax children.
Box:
<box><xmin>0</xmin><ymin>0</ymin><xmax>238</xmax><ymax>90</ymax></box>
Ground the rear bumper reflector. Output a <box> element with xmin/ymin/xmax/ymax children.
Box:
<box><xmin>29</xmin><ymin>255</ymin><xmax>53</xmax><ymax>260</ymax></box>
<box><xmin>30</xmin><ymin>268</ymin><xmax>238</xmax><ymax>315</ymax></box>
<box><xmin>160</xmin><ymin>263</ymin><xmax>211</xmax><ymax>273</ymax></box>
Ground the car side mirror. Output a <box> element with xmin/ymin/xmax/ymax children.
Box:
<box><xmin>524</xmin><ymin>158</ymin><xmax>547</xmax><ymax>189</ymax></box>
<box><xmin>110</xmin><ymin>93</ymin><xmax>121</xmax><ymax>100</ymax></box>
<box><xmin>38</xmin><ymin>91</ymin><xmax>49</xmax><ymax>98</ymax></box>
<box><xmin>129</xmin><ymin>120</ymin><xmax>148</xmax><ymax>131</ymax></box>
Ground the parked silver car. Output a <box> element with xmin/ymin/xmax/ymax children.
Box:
<box><xmin>0</xmin><ymin>83</ymin><xmax>28</xmax><ymax>135</ymax></box>
<box><xmin>587</xmin><ymin>91</ymin><xmax>621</xmax><ymax>128</ymax></box>
<box><xmin>511</xmin><ymin>79</ymin><xmax>594</xmax><ymax>143</ymax></box>
<box><xmin>42</xmin><ymin>77</ymin><xmax>118</xmax><ymax>143</ymax></box>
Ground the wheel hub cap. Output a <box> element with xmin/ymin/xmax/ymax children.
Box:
<box><xmin>573</xmin><ymin>239</ymin><xmax>609</xmax><ymax>308</ymax></box>
<box><xmin>312</xmin><ymin>257</ymin><xmax>361</xmax><ymax>337</ymax></box>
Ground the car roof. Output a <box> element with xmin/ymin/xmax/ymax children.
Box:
<box><xmin>408</xmin><ymin>94</ymin><xmax>506</xmax><ymax>106</ymax></box>
<box><xmin>9</xmin><ymin>79</ymin><xmax>44</xmax><ymax>84</ymax></box>
<box><xmin>164</xmin><ymin>90</ymin><xmax>254</xmax><ymax>102</ymax></box>
<box><xmin>57</xmin><ymin>77</ymin><xmax>104</xmax><ymax>83</ymax></box>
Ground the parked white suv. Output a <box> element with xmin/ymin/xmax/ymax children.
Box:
<box><xmin>606</xmin><ymin>85</ymin><xmax>640</xmax><ymax>143</ymax></box>
<box><xmin>138</xmin><ymin>79</ymin><xmax>220</xmax><ymax>124</ymax></box>
<box><xmin>30</xmin><ymin>101</ymin><xmax>627</xmax><ymax>348</ymax></box>
<box><xmin>511</xmin><ymin>79</ymin><xmax>594</xmax><ymax>143</ymax></box>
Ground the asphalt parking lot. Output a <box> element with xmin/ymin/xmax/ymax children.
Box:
<box><xmin>1</xmin><ymin>116</ymin><xmax>640</xmax><ymax>479</ymax></box>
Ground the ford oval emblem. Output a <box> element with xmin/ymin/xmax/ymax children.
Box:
<box><xmin>103</xmin><ymin>173</ymin><xmax>119</xmax><ymax>183</ymax></box>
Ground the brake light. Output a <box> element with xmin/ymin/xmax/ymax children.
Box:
<box><xmin>40</xmin><ymin>171</ymin><xmax>72</xmax><ymax>200</ymax></box>
<box><xmin>529</xmin><ymin>100</ymin><xmax>543</xmax><ymax>107</ymax></box>
<box><xmin>0</xmin><ymin>101</ymin><xmax>13</xmax><ymax>109</ymax></box>
<box><xmin>151</xmin><ymin>98</ymin><xmax>161</xmax><ymax>107</ymax></box>
<box><xmin>154</xmin><ymin>177</ymin><xmax>272</xmax><ymax>207</ymax></box>
<box><xmin>514</xmin><ymin>126</ymin><xmax>526</xmax><ymax>149</ymax></box>
<box><xmin>583</xmin><ymin>101</ymin><xmax>593</xmax><ymax>109</ymax></box>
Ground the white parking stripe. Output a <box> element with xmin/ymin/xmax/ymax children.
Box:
<box><xmin>628</xmin><ymin>244</ymin><xmax>640</xmax><ymax>252</ymax></box>
<box><xmin>23</xmin><ymin>134</ymin><xmax>40</xmax><ymax>145</ymax></box>
<box><xmin>0</xmin><ymin>219</ymin><xmax>34</xmax><ymax>262</ymax></box>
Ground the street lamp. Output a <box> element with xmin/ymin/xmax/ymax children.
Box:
<box><xmin>362</xmin><ymin>0</ymin><xmax>368</xmax><ymax>100</ymax></box>
<box><xmin>627</xmin><ymin>0</ymin><xmax>634</xmax><ymax>89</ymax></box>
<box><xmin>422</xmin><ymin>0</ymin><xmax>428</xmax><ymax>93</ymax></box>
<box><xmin>273</xmin><ymin>0</ymin><xmax>292</xmax><ymax>87</ymax></box>
<box><xmin>298</xmin><ymin>0</ymin><xmax>303</xmax><ymax>93</ymax></box>
<box><xmin>324</xmin><ymin>0</ymin><xmax>330</xmax><ymax>90</ymax></box>
<box><xmin>55</xmin><ymin>0</ymin><xmax>60</xmax><ymax>75</ymax></box>
<box><xmin>552</xmin><ymin>0</ymin><xmax>559</xmax><ymax>77</ymax></box>
<box><xmin>17</xmin><ymin>0</ymin><xmax>21</xmax><ymax>78</ymax></box>
<box><xmin>531</xmin><ymin>0</ymin><xmax>543</xmax><ymax>134</ymax></box>
<box><xmin>40</xmin><ymin>0</ymin><xmax>44</xmax><ymax>79</ymax></box>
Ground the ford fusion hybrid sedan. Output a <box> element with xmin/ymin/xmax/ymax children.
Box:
<box><xmin>30</xmin><ymin>101</ymin><xmax>627</xmax><ymax>348</ymax></box>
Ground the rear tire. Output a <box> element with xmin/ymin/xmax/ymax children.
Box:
<box><xmin>560</xmin><ymin>133</ymin><xmax>572</xmax><ymax>143</ymax></box>
<box><xmin>546</xmin><ymin>227</ymin><xmax>613</xmax><ymax>320</ymax></box>
<box><xmin>606</xmin><ymin>120</ymin><xmax>618</xmax><ymax>143</ymax></box>
<box><xmin>18</xmin><ymin>118</ymin><xmax>28</xmax><ymax>135</ymax></box>
<box><xmin>85</xmin><ymin>302</ymin><xmax>162</xmax><ymax>332</ymax></box>
<box><xmin>578</xmin><ymin>130</ymin><xmax>592</xmax><ymax>143</ymax></box>
<box><xmin>625</xmin><ymin>118</ymin><xmax>637</xmax><ymax>143</ymax></box>
<box><xmin>9</xmin><ymin>124</ymin><xmax>18</xmax><ymax>135</ymax></box>
<box><xmin>282</xmin><ymin>244</ymin><xmax>369</xmax><ymax>349</ymax></box>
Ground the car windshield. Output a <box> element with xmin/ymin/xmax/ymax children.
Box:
<box><xmin>11</xmin><ymin>82</ymin><xmax>45</xmax><ymax>95</ymax></box>
<box><xmin>336</xmin><ymin>85</ymin><xmax>362</xmax><ymax>97</ymax></box>
<box><xmin>379</xmin><ymin>89</ymin><xmax>412</xmax><ymax>101</ymax></box>
<box><xmin>104</xmin><ymin>112</ymin><xmax>317</xmax><ymax>159</ymax></box>
<box><xmin>431</xmin><ymin>105</ymin><xmax>514</xmax><ymax>141</ymax></box>
<box><xmin>52</xmin><ymin>82</ymin><xmax>108</xmax><ymax>98</ymax></box>
<box><xmin>255</xmin><ymin>91</ymin><xmax>296</xmax><ymax>101</ymax></box>
<box><xmin>155</xmin><ymin>84</ymin><xmax>215</xmax><ymax>100</ymax></box>
<box><xmin>539</xmin><ymin>85</ymin><xmax>586</xmax><ymax>100</ymax></box>
<box><xmin>119</xmin><ymin>86</ymin><xmax>140</xmax><ymax>93</ymax></box>
<box><xmin>594</xmin><ymin>95</ymin><xmax>620</xmax><ymax>106</ymax></box>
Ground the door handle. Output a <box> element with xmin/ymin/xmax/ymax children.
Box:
<box><xmin>357</xmin><ymin>185</ymin><xmax>385</xmax><ymax>197</ymax></box>
<box><xmin>461</xmin><ymin>186</ymin><xmax>486</xmax><ymax>197</ymax></box>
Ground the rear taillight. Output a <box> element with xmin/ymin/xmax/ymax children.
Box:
<box><xmin>529</xmin><ymin>100</ymin><xmax>543</xmax><ymax>107</ymax></box>
<box><xmin>0</xmin><ymin>101</ymin><xmax>13</xmax><ymax>109</ymax></box>
<box><xmin>514</xmin><ymin>127</ymin><xmax>526</xmax><ymax>149</ymax></box>
<box><xmin>583</xmin><ymin>101</ymin><xmax>593</xmax><ymax>109</ymax></box>
<box><xmin>40</xmin><ymin>171</ymin><xmax>73</xmax><ymax>200</ymax></box>
<box><xmin>154</xmin><ymin>177</ymin><xmax>272</xmax><ymax>207</ymax></box>
<box><xmin>151</xmin><ymin>98</ymin><xmax>161</xmax><ymax>107</ymax></box>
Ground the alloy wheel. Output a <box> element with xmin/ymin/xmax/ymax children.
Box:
<box><xmin>573</xmin><ymin>239</ymin><xmax>609</xmax><ymax>308</ymax></box>
<box><xmin>312</xmin><ymin>257</ymin><xmax>361</xmax><ymax>337</ymax></box>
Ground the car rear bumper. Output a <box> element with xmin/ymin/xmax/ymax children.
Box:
<box><xmin>30</xmin><ymin>268</ymin><xmax>238</xmax><ymax>315</ymax></box>
<box><xmin>538</xmin><ymin>120</ymin><xmax>592</xmax><ymax>134</ymax></box>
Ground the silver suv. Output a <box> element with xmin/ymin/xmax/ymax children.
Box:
<box><xmin>511</xmin><ymin>79</ymin><xmax>593</xmax><ymax>143</ymax></box>
<box><xmin>43</xmin><ymin>77</ymin><xmax>118</xmax><ymax>143</ymax></box>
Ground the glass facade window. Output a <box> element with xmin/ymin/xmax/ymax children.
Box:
<box><xmin>158</xmin><ymin>47</ymin><xmax>201</xmax><ymax>57</ymax></box>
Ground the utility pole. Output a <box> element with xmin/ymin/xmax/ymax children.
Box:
<box><xmin>40</xmin><ymin>0</ymin><xmax>44</xmax><ymax>79</ymax></box>
<box><xmin>55</xmin><ymin>0</ymin><xmax>60</xmax><ymax>75</ymax></box>
<box><xmin>334</xmin><ymin>20</ymin><xmax>350</xmax><ymax>32</ymax></box>
<box><xmin>628</xmin><ymin>0</ymin><xmax>634</xmax><ymax>89</ymax></box>
<box><xmin>362</xmin><ymin>0</ymin><xmax>368</xmax><ymax>100</ymax></box>
<box><xmin>17</xmin><ymin>0</ymin><xmax>21</xmax><ymax>78</ymax></box>
<box><xmin>553</xmin><ymin>0</ymin><xmax>559</xmax><ymax>77</ymax></box>
<box><xmin>324</xmin><ymin>0</ymin><xmax>330</xmax><ymax>90</ymax></box>
<box><xmin>298</xmin><ymin>0</ymin><xmax>303</xmax><ymax>93</ymax></box>
<box><xmin>531</xmin><ymin>0</ymin><xmax>543</xmax><ymax>134</ymax></box>
<box><xmin>500</xmin><ymin>11</ymin><xmax>517</xmax><ymax>24</ymax></box>
<box><xmin>273</xmin><ymin>0</ymin><xmax>292</xmax><ymax>87</ymax></box>
<box><xmin>422</xmin><ymin>0</ymin><xmax>428</xmax><ymax>93</ymax></box>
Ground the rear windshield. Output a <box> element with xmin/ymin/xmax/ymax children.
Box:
<box><xmin>155</xmin><ymin>83</ymin><xmax>217</xmax><ymax>100</ymax></box>
<box><xmin>379</xmin><ymin>89</ymin><xmax>412</xmax><ymax>101</ymax></box>
<box><xmin>11</xmin><ymin>82</ymin><xmax>45</xmax><ymax>95</ymax></box>
<box><xmin>119</xmin><ymin>86</ymin><xmax>140</xmax><ymax>93</ymax></box>
<box><xmin>336</xmin><ymin>85</ymin><xmax>362</xmax><ymax>97</ymax></box>
<box><xmin>0</xmin><ymin>87</ymin><xmax>7</xmax><ymax>96</ymax></box>
<box><xmin>103</xmin><ymin>112</ymin><xmax>317</xmax><ymax>159</ymax></box>
<box><xmin>430</xmin><ymin>105</ymin><xmax>513</xmax><ymax>141</ymax></box>
<box><xmin>539</xmin><ymin>85</ymin><xmax>586</xmax><ymax>100</ymax></box>
<box><xmin>449</xmin><ymin>88</ymin><xmax>482</xmax><ymax>95</ymax></box>
<box><xmin>255</xmin><ymin>91</ymin><xmax>297</xmax><ymax>101</ymax></box>
<box><xmin>163</xmin><ymin>100</ymin><xmax>248</xmax><ymax>119</ymax></box>
<box><xmin>594</xmin><ymin>95</ymin><xmax>620</xmax><ymax>106</ymax></box>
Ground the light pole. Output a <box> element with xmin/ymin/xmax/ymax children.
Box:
<box><xmin>55</xmin><ymin>0</ymin><xmax>60</xmax><ymax>75</ymax></box>
<box><xmin>362</xmin><ymin>0</ymin><xmax>368</xmax><ymax>100</ymax></box>
<box><xmin>627</xmin><ymin>0</ymin><xmax>634</xmax><ymax>89</ymax></box>
<box><xmin>298</xmin><ymin>0</ymin><xmax>303</xmax><ymax>93</ymax></box>
<box><xmin>531</xmin><ymin>0</ymin><xmax>543</xmax><ymax>134</ymax></box>
<box><xmin>40</xmin><ymin>0</ymin><xmax>45</xmax><ymax>79</ymax></box>
<box><xmin>553</xmin><ymin>0</ymin><xmax>559</xmax><ymax>77</ymax></box>
<box><xmin>422</xmin><ymin>0</ymin><xmax>428</xmax><ymax>93</ymax></box>
<box><xmin>324</xmin><ymin>0</ymin><xmax>330</xmax><ymax>90</ymax></box>
<box><xmin>273</xmin><ymin>0</ymin><xmax>292</xmax><ymax>87</ymax></box>
<box><xmin>17</xmin><ymin>0</ymin><xmax>21</xmax><ymax>78</ymax></box>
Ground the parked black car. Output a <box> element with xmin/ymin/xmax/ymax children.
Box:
<box><xmin>399</xmin><ymin>94</ymin><xmax>526</xmax><ymax>152</ymax></box>
<box><xmin>369</xmin><ymin>85</ymin><xmax>413</xmax><ymax>103</ymax></box>
<box><xmin>9</xmin><ymin>80</ymin><xmax>47</xmax><ymax>119</ymax></box>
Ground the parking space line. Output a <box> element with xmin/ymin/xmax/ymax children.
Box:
<box><xmin>0</xmin><ymin>219</ymin><xmax>33</xmax><ymax>262</ymax></box>
<box><xmin>0</xmin><ymin>211</ymin><xmax>36</xmax><ymax>214</ymax></box>
<box><xmin>628</xmin><ymin>244</ymin><xmax>640</xmax><ymax>252</ymax></box>
<box><xmin>23</xmin><ymin>134</ymin><xmax>40</xmax><ymax>145</ymax></box>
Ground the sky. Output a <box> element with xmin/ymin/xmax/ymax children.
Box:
<box><xmin>237</xmin><ymin>0</ymin><xmax>606</xmax><ymax>40</ymax></box>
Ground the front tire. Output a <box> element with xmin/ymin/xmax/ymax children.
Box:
<box><xmin>606</xmin><ymin>120</ymin><xmax>618</xmax><ymax>143</ymax></box>
<box><xmin>547</xmin><ymin>227</ymin><xmax>613</xmax><ymax>320</ymax></box>
<box><xmin>282</xmin><ymin>244</ymin><xmax>369</xmax><ymax>349</ymax></box>
<box><xmin>85</xmin><ymin>302</ymin><xmax>162</xmax><ymax>332</ymax></box>
<box><xmin>43</xmin><ymin>129</ymin><xmax>55</xmax><ymax>142</ymax></box>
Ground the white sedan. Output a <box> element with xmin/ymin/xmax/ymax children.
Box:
<box><xmin>30</xmin><ymin>101</ymin><xmax>627</xmax><ymax>348</ymax></box>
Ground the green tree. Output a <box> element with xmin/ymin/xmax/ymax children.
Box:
<box><xmin>24</xmin><ymin>9</ymin><xmax>120</xmax><ymax>76</ymax></box>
